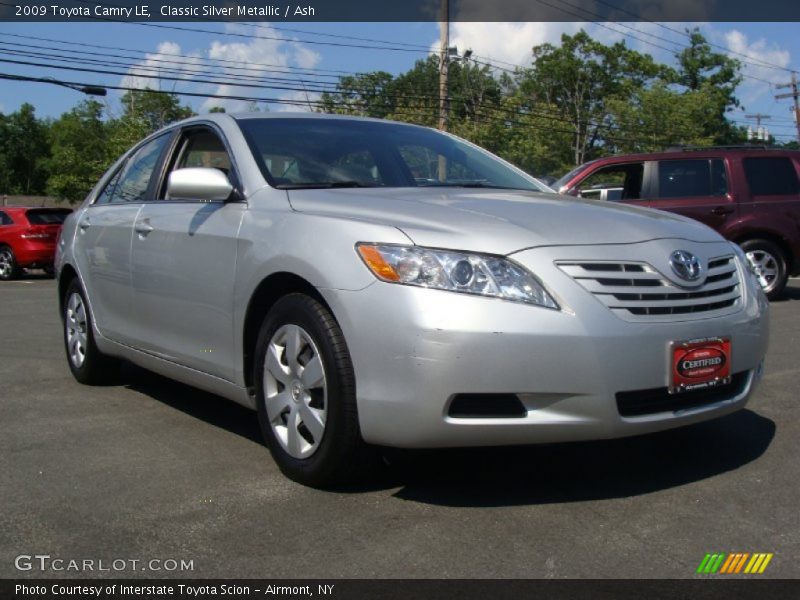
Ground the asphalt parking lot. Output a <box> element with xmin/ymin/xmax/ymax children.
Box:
<box><xmin>1</xmin><ymin>277</ymin><xmax>799</xmax><ymax>579</ymax></box>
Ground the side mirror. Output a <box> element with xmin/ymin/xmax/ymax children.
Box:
<box><xmin>167</xmin><ymin>168</ymin><xmax>234</xmax><ymax>202</ymax></box>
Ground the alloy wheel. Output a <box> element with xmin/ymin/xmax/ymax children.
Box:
<box><xmin>745</xmin><ymin>249</ymin><xmax>779</xmax><ymax>293</ymax></box>
<box><xmin>263</xmin><ymin>324</ymin><xmax>327</xmax><ymax>459</ymax></box>
<box><xmin>0</xmin><ymin>249</ymin><xmax>12</xmax><ymax>278</ymax></box>
<box><xmin>66</xmin><ymin>292</ymin><xmax>88</xmax><ymax>368</ymax></box>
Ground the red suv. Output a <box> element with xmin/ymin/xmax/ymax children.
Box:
<box><xmin>555</xmin><ymin>148</ymin><xmax>800</xmax><ymax>298</ymax></box>
<box><xmin>0</xmin><ymin>207</ymin><xmax>72</xmax><ymax>280</ymax></box>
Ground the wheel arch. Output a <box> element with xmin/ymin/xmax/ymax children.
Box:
<box><xmin>242</xmin><ymin>272</ymin><xmax>335</xmax><ymax>392</ymax></box>
<box><xmin>58</xmin><ymin>263</ymin><xmax>79</xmax><ymax>314</ymax></box>
<box><xmin>732</xmin><ymin>230</ymin><xmax>795</xmax><ymax>273</ymax></box>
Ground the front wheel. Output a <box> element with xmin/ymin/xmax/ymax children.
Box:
<box><xmin>740</xmin><ymin>239</ymin><xmax>788</xmax><ymax>300</ymax></box>
<box><xmin>254</xmin><ymin>293</ymin><xmax>375</xmax><ymax>487</ymax></box>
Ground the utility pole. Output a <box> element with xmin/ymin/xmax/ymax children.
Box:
<box><xmin>438</xmin><ymin>0</ymin><xmax>449</xmax><ymax>133</ymax></box>
<box><xmin>437</xmin><ymin>0</ymin><xmax>449</xmax><ymax>181</ymax></box>
<box><xmin>744</xmin><ymin>113</ymin><xmax>771</xmax><ymax>142</ymax></box>
<box><xmin>775</xmin><ymin>72</ymin><xmax>800</xmax><ymax>144</ymax></box>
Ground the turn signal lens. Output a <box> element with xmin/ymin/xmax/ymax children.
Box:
<box><xmin>357</xmin><ymin>244</ymin><xmax>400</xmax><ymax>282</ymax></box>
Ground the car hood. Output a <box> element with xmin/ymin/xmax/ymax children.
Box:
<box><xmin>287</xmin><ymin>187</ymin><xmax>723</xmax><ymax>255</ymax></box>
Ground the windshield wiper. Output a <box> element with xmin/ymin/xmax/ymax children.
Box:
<box><xmin>276</xmin><ymin>180</ymin><xmax>379</xmax><ymax>189</ymax></box>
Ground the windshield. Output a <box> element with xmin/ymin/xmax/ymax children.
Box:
<box><xmin>237</xmin><ymin>117</ymin><xmax>549</xmax><ymax>192</ymax></box>
<box><xmin>553</xmin><ymin>164</ymin><xmax>592</xmax><ymax>193</ymax></box>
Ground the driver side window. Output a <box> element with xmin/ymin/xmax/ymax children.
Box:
<box><xmin>161</xmin><ymin>128</ymin><xmax>235</xmax><ymax>200</ymax></box>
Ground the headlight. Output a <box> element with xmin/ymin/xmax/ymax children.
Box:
<box><xmin>356</xmin><ymin>243</ymin><xmax>559</xmax><ymax>309</ymax></box>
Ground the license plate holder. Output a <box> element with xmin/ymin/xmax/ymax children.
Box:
<box><xmin>669</xmin><ymin>337</ymin><xmax>731</xmax><ymax>394</ymax></box>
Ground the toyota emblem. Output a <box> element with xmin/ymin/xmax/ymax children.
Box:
<box><xmin>669</xmin><ymin>250</ymin><xmax>703</xmax><ymax>282</ymax></box>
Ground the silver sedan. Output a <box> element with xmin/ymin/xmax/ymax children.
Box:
<box><xmin>56</xmin><ymin>114</ymin><xmax>769</xmax><ymax>486</ymax></box>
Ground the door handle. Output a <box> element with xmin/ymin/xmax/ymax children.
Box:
<box><xmin>134</xmin><ymin>220</ymin><xmax>154</xmax><ymax>236</ymax></box>
<box><xmin>711</xmin><ymin>206</ymin><xmax>734</xmax><ymax>216</ymax></box>
<box><xmin>78</xmin><ymin>217</ymin><xmax>91</xmax><ymax>231</ymax></box>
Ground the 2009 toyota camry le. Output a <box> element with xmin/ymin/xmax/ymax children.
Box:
<box><xmin>56</xmin><ymin>114</ymin><xmax>769</xmax><ymax>486</ymax></box>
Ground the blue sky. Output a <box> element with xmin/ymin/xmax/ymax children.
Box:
<box><xmin>0</xmin><ymin>20</ymin><xmax>798</xmax><ymax>143</ymax></box>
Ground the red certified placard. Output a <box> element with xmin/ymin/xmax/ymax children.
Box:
<box><xmin>671</xmin><ymin>338</ymin><xmax>731</xmax><ymax>393</ymax></box>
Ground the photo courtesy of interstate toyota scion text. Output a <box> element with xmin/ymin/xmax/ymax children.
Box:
<box><xmin>55</xmin><ymin>114</ymin><xmax>769</xmax><ymax>487</ymax></box>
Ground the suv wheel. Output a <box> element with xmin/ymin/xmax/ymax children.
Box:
<box><xmin>740</xmin><ymin>239</ymin><xmax>787</xmax><ymax>300</ymax></box>
<box><xmin>63</xmin><ymin>279</ymin><xmax>119</xmax><ymax>384</ymax></box>
<box><xmin>0</xmin><ymin>247</ymin><xmax>19</xmax><ymax>281</ymax></box>
<box><xmin>254</xmin><ymin>293</ymin><xmax>375</xmax><ymax>487</ymax></box>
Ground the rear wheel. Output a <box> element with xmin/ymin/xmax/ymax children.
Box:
<box><xmin>0</xmin><ymin>247</ymin><xmax>19</xmax><ymax>281</ymax></box>
<box><xmin>254</xmin><ymin>293</ymin><xmax>376</xmax><ymax>487</ymax></box>
<box><xmin>740</xmin><ymin>239</ymin><xmax>787</xmax><ymax>300</ymax></box>
<box><xmin>63</xmin><ymin>279</ymin><xmax>119</xmax><ymax>384</ymax></box>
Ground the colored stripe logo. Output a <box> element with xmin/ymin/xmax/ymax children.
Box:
<box><xmin>697</xmin><ymin>553</ymin><xmax>773</xmax><ymax>574</ymax></box>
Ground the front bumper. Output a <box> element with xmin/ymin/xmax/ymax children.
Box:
<box><xmin>321</xmin><ymin>240</ymin><xmax>769</xmax><ymax>448</ymax></box>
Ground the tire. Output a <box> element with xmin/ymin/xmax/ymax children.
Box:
<box><xmin>254</xmin><ymin>293</ymin><xmax>376</xmax><ymax>487</ymax></box>
<box><xmin>0</xmin><ymin>246</ymin><xmax>20</xmax><ymax>281</ymax></box>
<box><xmin>740</xmin><ymin>239</ymin><xmax>788</xmax><ymax>300</ymax></box>
<box><xmin>62</xmin><ymin>278</ymin><xmax>119</xmax><ymax>384</ymax></box>
<box><xmin>44</xmin><ymin>266</ymin><xmax>56</xmax><ymax>278</ymax></box>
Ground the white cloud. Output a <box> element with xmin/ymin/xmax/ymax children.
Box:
<box><xmin>721</xmin><ymin>29</ymin><xmax>792</xmax><ymax>107</ymax></box>
<box><xmin>121</xmin><ymin>41</ymin><xmax>203</xmax><ymax>92</ymax></box>
<box><xmin>436</xmin><ymin>22</ymin><xmax>582</xmax><ymax>69</ymax></box>
<box><xmin>120</xmin><ymin>24</ymin><xmax>322</xmax><ymax>114</ymax></box>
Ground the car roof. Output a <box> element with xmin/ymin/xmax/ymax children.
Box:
<box><xmin>581</xmin><ymin>147</ymin><xmax>799</xmax><ymax>167</ymax></box>
<box><xmin>169</xmin><ymin>111</ymin><xmax>437</xmax><ymax>132</ymax></box>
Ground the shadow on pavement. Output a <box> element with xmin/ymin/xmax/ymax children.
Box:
<box><xmin>117</xmin><ymin>361</ymin><xmax>775</xmax><ymax>506</ymax></box>
<box><xmin>120</xmin><ymin>362</ymin><xmax>263</xmax><ymax>444</ymax></box>
<box><xmin>773</xmin><ymin>281</ymin><xmax>800</xmax><ymax>302</ymax></box>
<box><xmin>384</xmin><ymin>410</ymin><xmax>775</xmax><ymax>507</ymax></box>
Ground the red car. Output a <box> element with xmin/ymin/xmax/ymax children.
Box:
<box><xmin>0</xmin><ymin>207</ymin><xmax>72</xmax><ymax>280</ymax></box>
<box><xmin>554</xmin><ymin>147</ymin><xmax>800</xmax><ymax>299</ymax></box>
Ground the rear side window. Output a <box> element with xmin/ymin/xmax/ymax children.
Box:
<box><xmin>0</xmin><ymin>211</ymin><xmax>12</xmax><ymax>225</ymax></box>
<box><xmin>744</xmin><ymin>157</ymin><xmax>800</xmax><ymax>196</ymax></box>
<box><xmin>25</xmin><ymin>209</ymin><xmax>71</xmax><ymax>224</ymax></box>
<box><xmin>95</xmin><ymin>134</ymin><xmax>171</xmax><ymax>205</ymax></box>
<box><xmin>657</xmin><ymin>159</ymin><xmax>726</xmax><ymax>198</ymax></box>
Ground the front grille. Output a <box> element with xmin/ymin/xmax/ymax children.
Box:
<box><xmin>558</xmin><ymin>256</ymin><xmax>741</xmax><ymax>321</ymax></box>
<box><xmin>616</xmin><ymin>372</ymin><xmax>749</xmax><ymax>417</ymax></box>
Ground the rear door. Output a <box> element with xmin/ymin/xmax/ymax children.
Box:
<box><xmin>72</xmin><ymin>133</ymin><xmax>172</xmax><ymax>344</ymax></box>
<box><xmin>738</xmin><ymin>154</ymin><xmax>800</xmax><ymax>232</ymax></box>
<box><xmin>647</xmin><ymin>158</ymin><xmax>737</xmax><ymax>233</ymax></box>
<box><xmin>129</xmin><ymin>124</ymin><xmax>245</xmax><ymax>381</ymax></box>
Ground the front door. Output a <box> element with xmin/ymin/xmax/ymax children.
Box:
<box><xmin>129</xmin><ymin>126</ymin><xmax>244</xmax><ymax>382</ymax></box>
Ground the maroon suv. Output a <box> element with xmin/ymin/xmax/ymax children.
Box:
<box><xmin>554</xmin><ymin>148</ymin><xmax>800</xmax><ymax>298</ymax></box>
<box><xmin>0</xmin><ymin>207</ymin><xmax>72</xmax><ymax>280</ymax></box>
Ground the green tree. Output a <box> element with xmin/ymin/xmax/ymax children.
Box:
<box><xmin>514</xmin><ymin>30</ymin><xmax>665</xmax><ymax>166</ymax></box>
<box><xmin>46</xmin><ymin>100</ymin><xmax>109</xmax><ymax>203</ymax></box>
<box><xmin>1</xmin><ymin>103</ymin><xmax>50</xmax><ymax>194</ymax></box>
<box><xmin>671</xmin><ymin>29</ymin><xmax>742</xmax><ymax>143</ymax></box>
<box><xmin>320</xmin><ymin>71</ymin><xmax>396</xmax><ymax>118</ymax></box>
<box><xmin>119</xmin><ymin>88</ymin><xmax>194</xmax><ymax>132</ymax></box>
<box><xmin>606</xmin><ymin>83</ymin><xmax>718</xmax><ymax>153</ymax></box>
